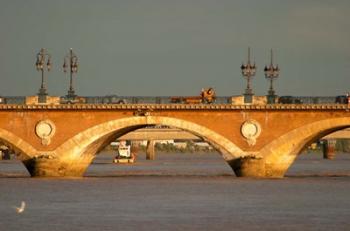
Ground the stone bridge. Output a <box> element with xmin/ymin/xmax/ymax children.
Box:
<box><xmin>0</xmin><ymin>103</ymin><xmax>349</xmax><ymax>178</ymax></box>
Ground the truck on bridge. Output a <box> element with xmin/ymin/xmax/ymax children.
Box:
<box><xmin>170</xmin><ymin>88</ymin><xmax>216</xmax><ymax>104</ymax></box>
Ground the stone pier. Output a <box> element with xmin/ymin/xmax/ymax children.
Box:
<box><xmin>146</xmin><ymin>140</ymin><xmax>156</xmax><ymax>160</ymax></box>
<box><xmin>22</xmin><ymin>155</ymin><xmax>92</xmax><ymax>177</ymax></box>
<box><xmin>322</xmin><ymin>139</ymin><xmax>337</xmax><ymax>160</ymax></box>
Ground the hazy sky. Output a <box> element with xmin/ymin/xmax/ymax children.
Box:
<box><xmin>0</xmin><ymin>0</ymin><xmax>349</xmax><ymax>97</ymax></box>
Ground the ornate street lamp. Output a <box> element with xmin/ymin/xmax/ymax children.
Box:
<box><xmin>35</xmin><ymin>48</ymin><xmax>52</xmax><ymax>103</ymax></box>
<box><xmin>240</xmin><ymin>47</ymin><xmax>256</xmax><ymax>103</ymax></box>
<box><xmin>264</xmin><ymin>49</ymin><xmax>280</xmax><ymax>104</ymax></box>
<box><xmin>63</xmin><ymin>48</ymin><xmax>78</xmax><ymax>100</ymax></box>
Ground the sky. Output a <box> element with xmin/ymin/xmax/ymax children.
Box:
<box><xmin>0</xmin><ymin>0</ymin><xmax>349</xmax><ymax>97</ymax></box>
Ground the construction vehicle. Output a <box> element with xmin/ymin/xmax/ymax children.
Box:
<box><xmin>170</xmin><ymin>88</ymin><xmax>216</xmax><ymax>104</ymax></box>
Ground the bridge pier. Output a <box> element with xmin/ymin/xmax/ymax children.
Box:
<box><xmin>228</xmin><ymin>156</ymin><xmax>289</xmax><ymax>178</ymax></box>
<box><xmin>22</xmin><ymin>154</ymin><xmax>92</xmax><ymax>177</ymax></box>
<box><xmin>322</xmin><ymin>139</ymin><xmax>336</xmax><ymax>160</ymax></box>
<box><xmin>146</xmin><ymin>140</ymin><xmax>156</xmax><ymax>160</ymax></box>
<box><xmin>229</xmin><ymin>156</ymin><xmax>266</xmax><ymax>177</ymax></box>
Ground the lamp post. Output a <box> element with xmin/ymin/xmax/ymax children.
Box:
<box><xmin>240</xmin><ymin>47</ymin><xmax>256</xmax><ymax>103</ymax></box>
<box><xmin>63</xmin><ymin>48</ymin><xmax>78</xmax><ymax>100</ymax></box>
<box><xmin>264</xmin><ymin>49</ymin><xmax>279</xmax><ymax>104</ymax></box>
<box><xmin>35</xmin><ymin>48</ymin><xmax>52</xmax><ymax>103</ymax></box>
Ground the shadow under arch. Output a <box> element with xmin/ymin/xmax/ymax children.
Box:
<box><xmin>260</xmin><ymin>117</ymin><xmax>350</xmax><ymax>177</ymax></box>
<box><xmin>56</xmin><ymin>116</ymin><xmax>244</xmax><ymax>164</ymax></box>
<box><xmin>0</xmin><ymin>128</ymin><xmax>37</xmax><ymax>160</ymax></box>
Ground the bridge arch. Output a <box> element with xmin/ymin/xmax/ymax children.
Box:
<box><xmin>0</xmin><ymin>128</ymin><xmax>37</xmax><ymax>160</ymax></box>
<box><xmin>260</xmin><ymin>117</ymin><xmax>350</xmax><ymax>177</ymax></box>
<box><xmin>55</xmin><ymin>116</ymin><xmax>244</xmax><ymax>167</ymax></box>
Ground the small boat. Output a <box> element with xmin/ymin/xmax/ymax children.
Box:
<box><xmin>113</xmin><ymin>141</ymin><xmax>135</xmax><ymax>164</ymax></box>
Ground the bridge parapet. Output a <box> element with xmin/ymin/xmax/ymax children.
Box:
<box><xmin>0</xmin><ymin>95</ymin><xmax>345</xmax><ymax>105</ymax></box>
<box><xmin>0</xmin><ymin>103</ymin><xmax>348</xmax><ymax>111</ymax></box>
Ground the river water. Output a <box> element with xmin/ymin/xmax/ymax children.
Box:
<box><xmin>1</xmin><ymin>152</ymin><xmax>350</xmax><ymax>231</ymax></box>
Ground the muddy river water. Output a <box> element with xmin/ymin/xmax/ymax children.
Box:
<box><xmin>0</xmin><ymin>152</ymin><xmax>350</xmax><ymax>231</ymax></box>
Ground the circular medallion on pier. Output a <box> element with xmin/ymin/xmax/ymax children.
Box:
<box><xmin>35</xmin><ymin>120</ymin><xmax>56</xmax><ymax>145</ymax></box>
<box><xmin>240</xmin><ymin>120</ymin><xmax>261</xmax><ymax>146</ymax></box>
